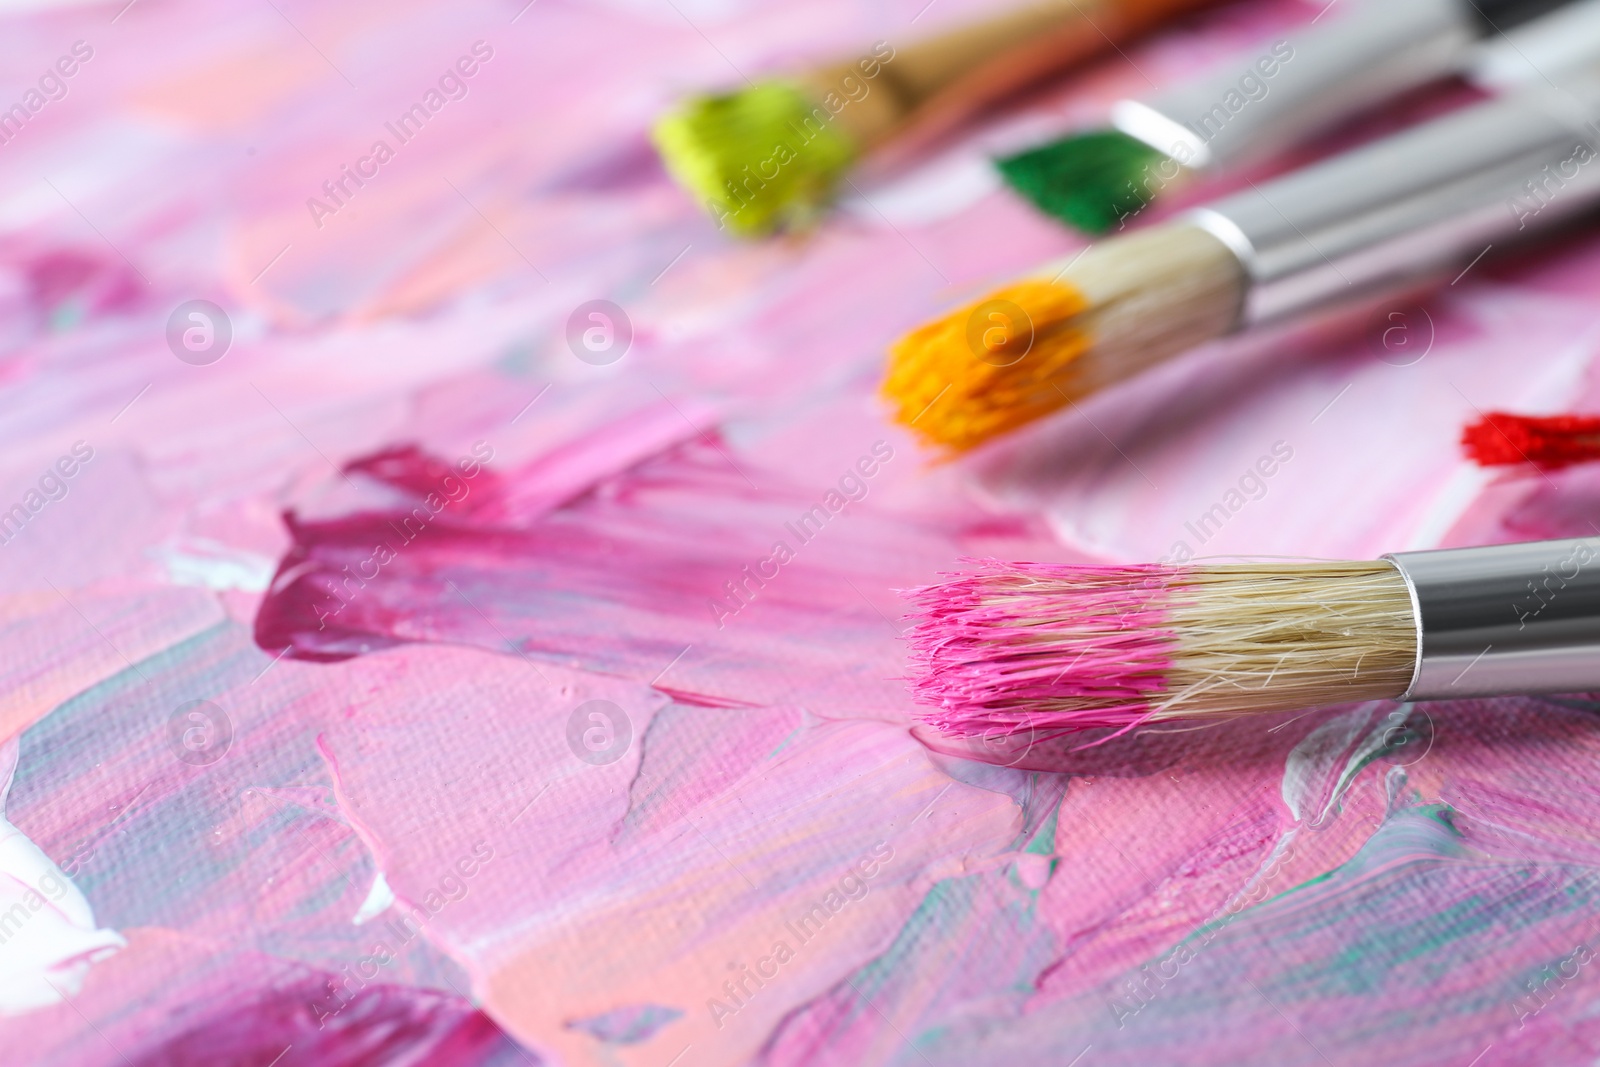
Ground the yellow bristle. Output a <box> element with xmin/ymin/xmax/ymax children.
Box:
<box><xmin>883</xmin><ymin>280</ymin><xmax>1091</xmax><ymax>453</ymax></box>
<box><xmin>883</xmin><ymin>224</ymin><xmax>1246</xmax><ymax>454</ymax></box>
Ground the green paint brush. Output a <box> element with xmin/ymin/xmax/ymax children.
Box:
<box><xmin>997</xmin><ymin>128</ymin><xmax>1171</xmax><ymax>234</ymax></box>
<box><xmin>997</xmin><ymin>0</ymin><xmax>1591</xmax><ymax>234</ymax></box>
<box><xmin>653</xmin><ymin>0</ymin><xmax>1226</xmax><ymax>238</ymax></box>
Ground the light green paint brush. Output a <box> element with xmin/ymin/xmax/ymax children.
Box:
<box><xmin>653</xmin><ymin>78</ymin><xmax>873</xmax><ymax>237</ymax></box>
<box><xmin>653</xmin><ymin>0</ymin><xmax>1227</xmax><ymax>238</ymax></box>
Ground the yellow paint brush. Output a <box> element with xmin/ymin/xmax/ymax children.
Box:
<box><xmin>885</xmin><ymin>66</ymin><xmax>1600</xmax><ymax>453</ymax></box>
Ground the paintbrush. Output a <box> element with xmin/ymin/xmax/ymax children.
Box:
<box><xmin>885</xmin><ymin>66</ymin><xmax>1600</xmax><ymax>453</ymax></box>
<box><xmin>996</xmin><ymin>0</ymin><xmax>1600</xmax><ymax>234</ymax></box>
<box><xmin>1464</xmin><ymin>412</ymin><xmax>1600</xmax><ymax>469</ymax></box>
<box><xmin>903</xmin><ymin>538</ymin><xmax>1600</xmax><ymax>740</ymax></box>
<box><xmin>652</xmin><ymin>0</ymin><xmax>1226</xmax><ymax>237</ymax></box>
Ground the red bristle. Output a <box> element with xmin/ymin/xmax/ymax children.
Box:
<box><xmin>1462</xmin><ymin>412</ymin><xmax>1600</xmax><ymax>470</ymax></box>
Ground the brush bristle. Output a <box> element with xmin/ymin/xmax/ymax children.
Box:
<box><xmin>883</xmin><ymin>223</ymin><xmax>1244</xmax><ymax>453</ymax></box>
<box><xmin>904</xmin><ymin>558</ymin><xmax>1418</xmax><ymax>739</ymax></box>
<box><xmin>1463</xmin><ymin>412</ymin><xmax>1600</xmax><ymax>470</ymax></box>
<box><xmin>995</xmin><ymin>130</ymin><xmax>1172</xmax><ymax>235</ymax></box>
<box><xmin>652</xmin><ymin>81</ymin><xmax>858</xmax><ymax>237</ymax></box>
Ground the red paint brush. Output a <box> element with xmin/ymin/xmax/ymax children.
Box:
<box><xmin>1462</xmin><ymin>412</ymin><xmax>1600</xmax><ymax>470</ymax></box>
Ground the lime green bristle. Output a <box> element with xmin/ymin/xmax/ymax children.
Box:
<box><xmin>996</xmin><ymin>130</ymin><xmax>1174</xmax><ymax>236</ymax></box>
<box><xmin>652</xmin><ymin>81</ymin><xmax>858</xmax><ymax>238</ymax></box>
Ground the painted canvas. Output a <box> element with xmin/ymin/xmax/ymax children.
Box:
<box><xmin>3</xmin><ymin>0</ymin><xmax>1600</xmax><ymax>1064</ymax></box>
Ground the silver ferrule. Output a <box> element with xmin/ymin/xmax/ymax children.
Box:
<box><xmin>1386</xmin><ymin>538</ymin><xmax>1600</xmax><ymax>701</ymax></box>
<box><xmin>1113</xmin><ymin>0</ymin><xmax>1473</xmax><ymax>171</ymax></box>
<box><xmin>1472</xmin><ymin>0</ymin><xmax>1600</xmax><ymax>89</ymax></box>
<box><xmin>1188</xmin><ymin>69</ymin><xmax>1600</xmax><ymax>326</ymax></box>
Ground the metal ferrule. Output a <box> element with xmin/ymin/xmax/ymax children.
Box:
<box><xmin>1112</xmin><ymin>0</ymin><xmax>1473</xmax><ymax>171</ymax></box>
<box><xmin>1188</xmin><ymin>69</ymin><xmax>1600</xmax><ymax>326</ymax></box>
<box><xmin>1473</xmin><ymin>0</ymin><xmax>1600</xmax><ymax>89</ymax></box>
<box><xmin>1386</xmin><ymin>538</ymin><xmax>1600</xmax><ymax>701</ymax></box>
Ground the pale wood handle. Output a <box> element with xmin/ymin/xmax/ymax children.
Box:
<box><xmin>800</xmin><ymin>0</ymin><xmax>1222</xmax><ymax>151</ymax></box>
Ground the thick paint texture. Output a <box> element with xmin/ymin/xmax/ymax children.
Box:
<box><xmin>5</xmin><ymin>0</ymin><xmax>1600</xmax><ymax>1064</ymax></box>
<box><xmin>254</xmin><ymin>425</ymin><xmax>960</xmax><ymax>710</ymax></box>
<box><xmin>0</xmin><ymin>738</ymin><xmax>123</xmax><ymax>1012</ymax></box>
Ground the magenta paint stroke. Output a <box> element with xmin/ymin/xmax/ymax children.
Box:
<box><xmin>253</xmin><ymin>418</ymin><xmax>993</xmax><ymax>711</ymax></box>
<box><xmin>0</xmin><ymin>928</ymin><xmax>532</xmax><ymax>1066</ymax></box>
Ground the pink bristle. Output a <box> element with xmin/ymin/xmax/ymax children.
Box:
<box><xmin>903</xmin><ymin>559</ymin><xmax>1182</xmax><ymax>739</ymax></box>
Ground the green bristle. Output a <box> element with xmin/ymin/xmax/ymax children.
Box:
<box><xmin>996</xmin><ymin>129</ymin><xmax>1174</xmax><ymax>235</ymax></box>
<box><xmin>652</xmin><ymin>81</ymin><xmax>858</xmax><ymax>238</ymax></box>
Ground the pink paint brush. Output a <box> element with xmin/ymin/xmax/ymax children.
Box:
<box><xmin>904</xmin><ymin>539</ymin><xmax>1600</xmax><ymax>740</ymax></box>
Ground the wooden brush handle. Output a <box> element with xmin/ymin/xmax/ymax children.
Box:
<box><xmin>800</xmin><ymin>0</ymin><xmax>1221</xmax><ymax>151</ymax></box>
